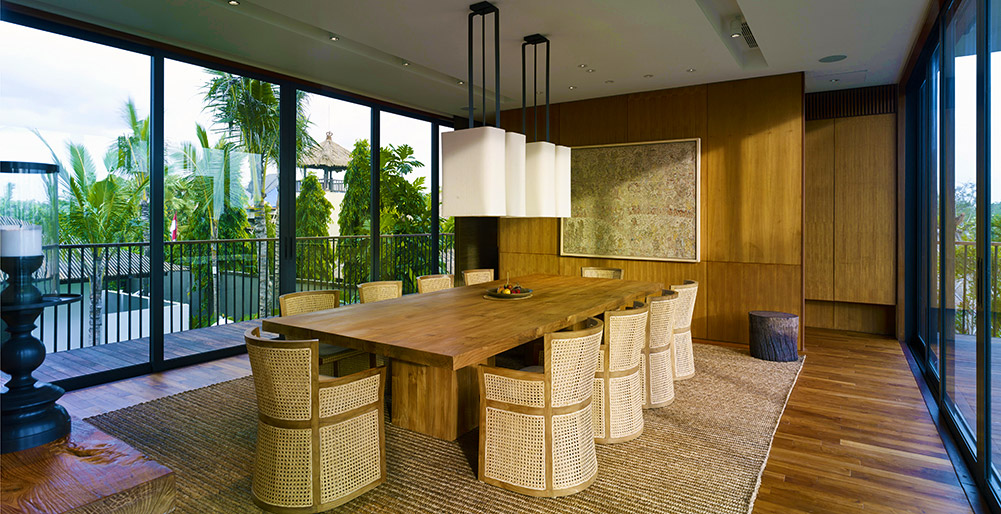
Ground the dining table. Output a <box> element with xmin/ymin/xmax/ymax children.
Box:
<box><xmin>261</xmin><ymin>273</ymin><xmax>662</xmax><ymax>441</ymax></box>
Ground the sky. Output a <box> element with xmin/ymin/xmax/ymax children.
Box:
<box><xmin>0</xmin><ymin>21</ymin><xmax>446</xmax><ymax>205</ymax></box>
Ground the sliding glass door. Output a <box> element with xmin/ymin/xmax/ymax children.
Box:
<box><xmin>942</xmin><ymin>0</ymin><xmax>979</xmax><ymax>446</ymax></box>
<box><xmin>1</xmin><ymin>10</ymin><xmax>452</xmax><ymax>389</ymax></box>
<box><xmin>912</xmin><ymin>0</ymin><xmax>1001</xmax><ymax>506</ymax></box>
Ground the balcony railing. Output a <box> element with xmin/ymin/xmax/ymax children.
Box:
<box><xmin>948</xmin><ymin>241</ymin><xmax>1001</xmax><ymax>336</ymax></box>
<box><xmin>5</xmin><ymin>233</ymin><xmax>454</xmax><ymax>354</ymax></box>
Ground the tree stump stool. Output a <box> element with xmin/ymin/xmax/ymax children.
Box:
<box><xmin>748</xmin><ymin>311</ymin><xmax>799</xmax><ymax>362</ymax></box>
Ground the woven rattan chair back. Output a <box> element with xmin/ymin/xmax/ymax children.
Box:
<box><xmin>416</xmin><ymin>274</ymin><xmax>454</xmax><ymax>294</ymax></box>
<box><xmin>477</xmin><ymin>318</ymin><xmax>603</xmax><ymax>497</ymax></box>
<box><xmin>244</xmin><ymin>327</ymin><xmax>387</xmax><ymax>512</ymax></box>
<box><xmin>462</xmin><ymin>268</ymin><xmax>494</xmax><ymax>286</ymax></box>
<box><xmin>580</xmin><ymin>266</ymin><xmax>624</xmax><ymax>279</ymax></box>
<box><xmin>593</xmin><ymin>301</ymin><xmax>648</xmax><ymax>444</ymax></box>
<box><xmin>358</xmin><ymin>280</ymin><xmax>403</xmax><ymax>304</ymax></box>
<box><xmin>669</xmin><ymin>280</ymin><xmax>699</xmax><ymax>381</ymax></box>
<box><xmin>277</xmin><ymin>290</ymin><xmax>373</xmax><ymax>377</ymax></box>
<box><xmin>641</xmin><ymin>290</ymin><xmax>678</xmax><ymax>409</ymax></box>
<box><xmin>279</xmin><ymin>290</ymin><xmax>340</xmax><ymax>316</ymax></box>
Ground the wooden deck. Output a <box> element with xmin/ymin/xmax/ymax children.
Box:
<box><xmin>5</xmin><ymin>321</ymin><xmax>258</xmax><ymax>385</ymax></box>
<box><xmin>54</xmin><ymin>327</ymin><xmax>977</xmax><ymax>512</ymax></box>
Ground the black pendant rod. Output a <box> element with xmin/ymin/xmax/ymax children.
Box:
<box><xmin>481</xmin><ymin>14</ymin><xmax>485</xmax><ymax>126</ymax></box>
<box><xmin>521</xmin><ymin>41</ymin><xmax>527</xmax><ymax>135</ymax></box>
<box><xmin>468</xmin><ymin>2</ymin><xmax>500</xmax><ymax>128</ymax></box>
<box><xmin>521</xmin><ymin>34</ymin><xmax>550</xmax><ymax>141</ymax></box>
<box><xmin>534</xmin><ymin>44</ymin><xmax>538</xmax><ymax>141</ymax></box>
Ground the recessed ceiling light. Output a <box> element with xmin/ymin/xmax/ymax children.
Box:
<box><xmin>402</xmin><ymin>60</ymin><xmax>410</xmax><ymax>67</ymax></box>
<box><xmin>643</xmin><ymin>74</ymin><xmax>654</xmax><ymax>78</ymax></box>
<box><xmin>568</xmin><ymin>86</ymin><xmax>577</xmax><ymax>90</ymax></box>
<box><xmin>586</xmin><ymin>69</ymin><xmax>595</xmax><ymax>73</ymax></box>
<box><xmin>578</xmin><ymin>64</ymin><xmax>587</xmax><ymax>68</ymax></box>
<box><xmin>457</xmin><ymin>80</ymin><xmax>464</xmax><ymax>85</ymax></box>
<box><xmin>227</xmin><ymin>0</ymin><xmax>239</xmax><ymax>5</ymax></box>
<box><xmin>829</xmin><ymin>78</ymin><xmax>839</xmax><ymax>83</ymax></box>
<box><xmin>329</xmin><ymin>35</ymin><xmax>339</xmax><ymax>41</ymax></box>
<box><xmin>604</xmin><ymin>80</ymin><xmax>614</xmax><ymax>84</ymax></box>
<box><xmin>729</xmin><ymin>16</ymin><xmax>742</xmax><ymax>38</ymax></box>
<box><xmin>686</xmin><ymin>68</ymin><xmax>696</xmax><ymax>73</ymax></box>
<box><xmin>819</xmin><ymin>54</ymin><xmax>847</xmax><ymax>63</ymax></box>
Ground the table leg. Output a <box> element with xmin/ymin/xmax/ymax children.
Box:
<box><xmin>390</xmin><ymin>360</ymin><xmax>486</xmax><ymax>441</ymax></box>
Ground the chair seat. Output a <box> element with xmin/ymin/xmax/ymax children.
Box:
<box><xmin>520</xmin><ymin>365</ymin><xmax>544</xmax><ymax>374</ymax></box>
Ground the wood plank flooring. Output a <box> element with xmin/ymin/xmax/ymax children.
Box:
<box><xmin>55</xmin><ymin>327</ymin><xmax>975</xmax><ymax>512</ymax></box>
<box><xmin>755</xmin><ymin>328</ymin><xmax>973</xmax><ymax>513</ymax></box>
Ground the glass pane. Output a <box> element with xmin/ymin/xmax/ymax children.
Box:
<box><xmin>0</xmin><ymin>22</ymin><xmax>151</xmax><ymax>381</ymax></box>
<box><xmin>989</xmin><ymin>0</ymin><xmax>1001</xmax><ymax>475</ymax></box>
<box><xmin>439</xmin><ymin>126</ymin><xmax>454</xmax><ymax>276</ymax></box>
<box><xmin>942</xmin><ymin>0</ymin><xmax>977</xmax><ymax>440</ymax></box>
<box><xmin>930</xmin><ymin>45</ymin><xmax>942</xmax><ymax>373</ymax></box>
<box><xmin>162</xmin><ymin>59</ymin><xmax>280</xmax><ymax>358</ymax></box>
<box><xmin>379</xmin><ymin>111</ymin><xmax>433</xmax><ymax>293</ymax></box>
<box><xmin>294</xmin><ymin>93</ymin><xmax>371</xmax><ymax>304</ymax></box>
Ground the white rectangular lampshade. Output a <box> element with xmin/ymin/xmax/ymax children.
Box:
<box><xmin>505</xmin><ymin>132</ymin><xmax>527</xmax><ymax>217</ymax></box>
<box><xmin>525</xmin><ymin>141</ymin><xmax>556</xmax><ymax>217</ymax></box>
<box><xmin>554</xmin><ymin>145</ymin><xmax>571</xmax><ymax>218</ymax></box>
<box><xmin>441</xmin><ymin>126</ymin><xmax>507</xmax><ymax>217</ymax></box>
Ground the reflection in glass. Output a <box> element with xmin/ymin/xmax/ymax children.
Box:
<box><xmin>162</xmin><ymin>59</ymin><xmax>285</xmax><ymax>358</ymax></box>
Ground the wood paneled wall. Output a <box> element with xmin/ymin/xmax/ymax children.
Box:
<box><xmin>496</xmin><ymin>73</ymin><xmax>804</xmax><ymax>346</ymax></box>
<box><xmin>804</xmin><ymin>113</ymin><xmax>897</xmax><ymax>335</ymax></box>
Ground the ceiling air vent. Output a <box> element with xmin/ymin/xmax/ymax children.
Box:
<box><xmin>740</xmin><ymin>20</ymin><xmax>758</xmax><ymax>49</ymax></box>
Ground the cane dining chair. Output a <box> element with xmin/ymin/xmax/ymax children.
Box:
<box><xmin>580</xmin><ymin>266</ymin><xmax>624</xmax><ymax>279</ymax></box>
<box><xmin>477</xmin><ymin>318</ymin><xmax>604</xmax><ymax>497</ymax></box>
<box><xmin>641</xmin><ymin>290</ymin><xmax>678</xmax><ymax>409</ymax></box>
<box><xmin>593</xmin><ymin>301</ymin><xmax>648</xmax><ymax>444</ymax></box>
<box><xmin>462</xmin><ymin>268</ymin><xmax>495</xmax><ymax>286</ymax></box>
<box><xmin>244</xmin><ymin>327</ymin><xmax>387</xmax><ymax>513</ymax></box>
<box><xmin>358</xmin><ymin>280</ymin><xmax>403</xmax><ymax>304</ymax></box>
<box><xmin>278</xmin><ymin>290</ymin><xmax>374</xmax><ymax>377</ymax></box>
<box><xmin>416</xmin><ymin>274</ymin><xmax>454</xmax><ymax>294</ymax></box>
<box><xmin>670</xmin><ymin>280</ymin><xmax>699</xmax><ymax>381</ymax></box>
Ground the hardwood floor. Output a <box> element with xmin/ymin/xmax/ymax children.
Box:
<box><xmin>755</xmin><ymin>328</ymin><xmax>973</xmax><ymax>513</ymax></box>
<box><xmin>57</xmin><ymin>327</ymin><xmax>975</xmax><ymax>512</ymax></box>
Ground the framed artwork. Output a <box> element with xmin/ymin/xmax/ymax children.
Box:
<box><xmin>560</xmin><ymin>138</ymin><xmax>700</xmax><ymax>262</ymax></box>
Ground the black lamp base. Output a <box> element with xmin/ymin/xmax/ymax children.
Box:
<box><xmin>1</xmin><ymin>255</ymin><xmax>79</xmax><ymax>454</ymax></box>
<box><xmin>0</xmin><ymin>382</ymin><xmax>70</xmax><ymax>452</ymax></box>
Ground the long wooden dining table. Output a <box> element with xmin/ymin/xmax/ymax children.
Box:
<box><xmin>261</xmin><ymin>273</ymin><xmax>662</xmax><ymax>441</ymax></box>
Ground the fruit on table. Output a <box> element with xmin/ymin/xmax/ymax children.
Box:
<box><xmin>495</xmin><ymin>282</ymin><xmax>525</xmax><ymax>295</ymax></box>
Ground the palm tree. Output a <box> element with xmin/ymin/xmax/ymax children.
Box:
<box><xmin>40</xmin><ymin>139</ymin><xmax>145</xmax><ymax>345</ymax></box>
<box><xmin>106</xmin><ymin>99</ymin><xmax>152</xmax><ymax>222</ymax></box>
<box><xmin>202</xmin><ymin>71</ymin><xmax>314</xmax><ymax>317</ymax></box>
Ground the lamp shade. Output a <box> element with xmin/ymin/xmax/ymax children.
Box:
<box><xmin>554</xmin><ymin>145</ymin><xmax>571</xmax><ymax>218</ymax></box>
<box><xmin>504</xmin><ymin>132</ymin><xmax>527</xmax><ymax>217</ymax></box>
<box><xmin>441</xmin><ymin>126</ymin><xmax>507</xmax><ymax>217</ymax></box>
<box><xmin>525</xmin><ymin>141</ymin><xmax>556</xmax><ymax>217</ymax></box>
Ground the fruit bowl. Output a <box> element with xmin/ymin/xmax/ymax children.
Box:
<box><xmin>485</xmin><ymin>286</ymin><xmax>533</xmax><ymax>299</ymax></box>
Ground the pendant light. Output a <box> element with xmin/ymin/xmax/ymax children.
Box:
<box><xmin>441</xmin><ymin>2</ymin><xmax>507</xmax><ymax>217</ymax></box>
<box><xmin>522</xmin><ymin>34</ymin><xmax>571</xmax><ymax>218</ymax></box>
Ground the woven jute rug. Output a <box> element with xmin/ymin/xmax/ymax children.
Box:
<box><xmin>86</xmin><ymin>343</ymin><xmax>803</xmax><ymax>513</ymax></box>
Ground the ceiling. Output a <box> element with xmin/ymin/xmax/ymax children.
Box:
<box><xmin>6</xmin><ymin>0</ymin><xmax>932</xmax><ymax>118</ymax></box>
